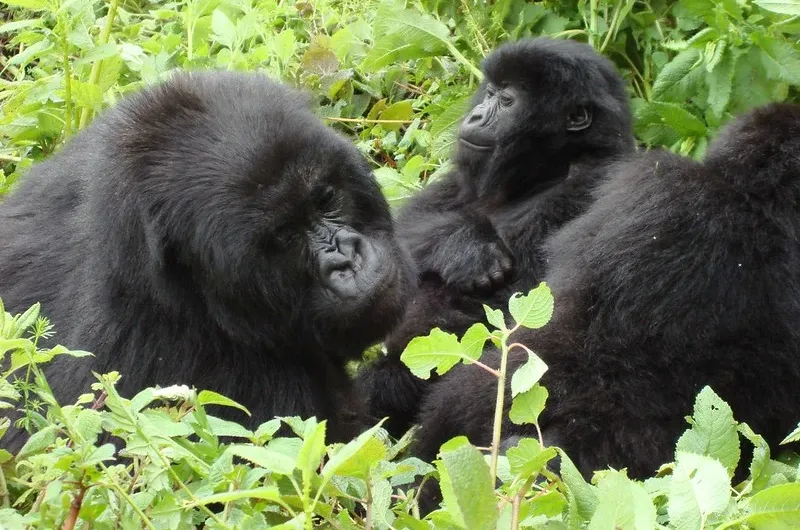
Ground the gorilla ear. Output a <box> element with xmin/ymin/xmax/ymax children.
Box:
<box><xmin>566</xmin><ymin>106</ymin><xmax>593</xmax><ymax>132</ymax></box>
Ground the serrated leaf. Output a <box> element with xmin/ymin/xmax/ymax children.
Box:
<box><xmin>754</xmin><ymin>0</ymin><xmax>800</xmax><ymax>15</ymax></box>
<box><xmin>17</xmin><ymin>425</ymin><xmax>56</xmax><ymax>458</ymax></box>
<box><xmin>437</xmin><ymin>436</ymin><xmax>498</xmax><ymax>529</ymax></box>
<box><xmin>211</xmin><ymin>9</ymin><xmax>236</xmax><ymax>49</ymax></box>
<box><xmin>744</xmin><ymin>483</ymin><xmax>800</xmax><ymax>528</ymax></box>
<box><xmin>668</xmin><ymin>452</ymin><xmax>731</xmax><ymax>530</ymax></box>
<box><xmin>430</xmin><ymin>96</ymin><xmax>471</xmax><ymax>159</ymax></box>
<box><xmin>297</xmin><ymin>420</ymin><xmax>327</xmax><ymax>484</ymax></box>
<box><xmin>707</xmin><ymin>47</ymin><xmax>736</xmax><ymax>118</ymax></box>
<box><xmin>400</xmin><ymin>328</ymin><xmax>465</xmax><ymax>379</ymax></box>
<box><xmin>588</xmin><ymin>470</ymin><xmax>656</xmax><ymax>530</ymax></box>
<box><xmin>652</xmin><ymin>48</ymin><xmax>701</xmax><ymax>99</ymax></box>
<box><xmin>380</xmin><ymin>100</ymin><xmax>413</xmax><ymax>132</ymax></box>
<box><xmin>205</xmin><ymin>415</ymin><xmax>253</xmax><ymax>438</ymax></box>
<box><xmin>510</xmin><ymin>352</ymin><xmax>548</xmax><ymax>397</ymax></box>
<box><xmin>198</xmin><ymin>390</ymin><xmax>251</xmax><ymax>416</ymax></box>
<box><xmin>332</xmin><ymin>435</ymin><xmax>387</xmax><ymax>478</ymax></box>
<box><xmin>189</xmin><ymin>486</ymin><xmax>282</xmax><ymax>507</ymax></box>
<box><xmin>753</xmin><ymin>34</ymin><xmax>800</xmax><ymax>85</ymax></box>
<box><xmin>506</xmin><ymin>438</ymin><xmax>558</xmax><ymax>478</ymax></box>
<box><xmin>558</xmin><ymin>450</ymin><xmax>599</xmax><ymax>524</ymax></box>
<box><xmin>484</xmin><ymin>305</ymin><xmax>506</xmax><ymax>330</ymax></box>
<box><xmin>361</xmin><ymin>6</ymin><xmax>450</xmax><ymax>71</ymax></box>
<box><xmin>227</xmin><ymin>444</ymin><xmax>296</xmax><ymax>475</ymax></box>
<box><xmin>509</xmin><ymin>384</ymin><xmax>548</xmax><ymax>425</ymax></box>
<box><xmin>460</xmin><ymin>323</ymin><xmax>491</xmax><ymax>362</ymax></box>
<box><xmin>647</xmin><ymin>101</ymin><xmax>707</xmax><ymax>136</ymax></box>
<box><xmin>508</xmin><ymin>283</ymin><xmax>554</xmax><ymax>329</ymax></box>
<box><xmin>676</xmin><ymin>386</ymin><xmax>740</xmax><ymax>474</ymax></box>
<box><xmin>321</xmin><ymin>423</ymin><xmax>384</xmax><ymax>481</ymax></box>
<box><xmin>73</xmin><ymin>408</ymin><xmax>103</xmax><ymax>442</ymax></box>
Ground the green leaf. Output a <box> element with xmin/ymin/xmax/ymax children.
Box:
<box><xmin>484</xmin><ymin>305</ymin><xmax>506</xmax><ymax>331</ymax></box>
<box><xmin>271</xmin><ymin>30</ymin><xmax>297</xmax><ymax>64</ymax></box>
<box><xmin>437</xmin><ymin>437</ymin><xmax>498</xmax><ymax>529</ymax></box>
<box><xmin>460</xmin><ymin>323</ymin><xmax>491</xmax><ymax>362</ymax></box>
<box><xmin>510</xmin><ymin>352</ymin><xmax>548</xmax><ymax>397</ymax></box>
<box><xmin>321</xmin><ymin>423</ymin><xmax>384</xmax><ymax>481</ymax></box>
<box><xmin>676</xmin><ymin>386</ymin><xmax>740</xmax><ymax>474</ymax></box>
<box><xmin>668</xmin><ymin>452</ymin><xmax>731</xmax><ymax>530</ymax></box>
<box><xmin>189</xmin><ymin>486</ymin><xmax>282</xmax><ymax>507</ymax></box>
<box><xmin>380</xmin><ymin>100</ymin><xmax>414</xmax><ymax>132</ymax></box>
<box><xmin>198</xmin><ymin>390</ymin><xmax>251</xmax><ymax>416</ymax></box>
<box><xmin>652</xmin><ymin>48</ymin><xmax>701</xmax><ymax>99</ymax></box>
<box><xmin>331</xmin><ymin>435</ymin><xmax>387</xmax><ymax>478</ymax></box>
<box><xmin>506</xmin><ymin>438</ymin><xmax>558</xmax><ymax>478</ymax></box>
<box><xmin>226</xmin><ymin>444</ymin><xmax>296</xmax><ymax>475</ymax></box>
<box><xmin>781</xmin><ymin>422</ymin><xmax>800</xmax><ymax>444</ymax></box>
<box><xmin>2</xmin><ymin>0</ymin><xmax>50</xmax><ymax>9</ymax></box>
<box><xmin>744</xmin><ymin>483</ymin><xmax>800</xmax><ymax>528</ymax></box>
<box><xmin>558</xmin><ymin>450</ymin><xmax>598</xmax><ymax>525</ymax></box>
<box><xmin>588</xmin><ymin>470</ymin><xmax>656</xmax><ymax>530</ymax></box>
<box><xmin>297</xmin><ymin>420</ymin><xmax>327</xmax><ymax>485</ymax></box>
<box><xmin>17</xmin><ymin>425</ymin><xmax>57</xmax><ymax>458</ymax></box>
<box><xmin>706</xmin><ymin>46</ymin><xmax>736</xmax><ymax>118</ymax></box>
<box><xmin>362</xmin><ymin>6</ymin><xmax>450</xmax><ymax>71</ymax></box>
<box><xmin>646</xmin><ymin>101</ymin><xmax>707</xmax><ymax>136</ymax></box>
<box><xmin>12</xmin><ymin>303</ymin><xmax>40</xmax><ymax>338</ymax></box>
<box><xmin>430</xmin><ymin>96</ymin><xmax>471</xmax><ymax>159</ymax></box>
<box><xmin>211</xmin><ymin>9</ymin><xmax>236</xmax><ymax>49</ymax></box>
<box><xmin>508</xmin><ymin>283</ymin><xmax>554</xmax><ymax>329</ymax></box>
<box><xmin>400</xmin><ymin>328</ymin><xmax>465</xmax><ymax>379</ymax></box>
<box><xmin>509</xmin><ymin>384</ymin><xmax>549</xmax><ymax>425</ymax></box>
<box><xmin>754</xmin><ymin>0</ymin><xmax>800</xmax><ymax>15</ymax></box>
<box><xmin>752</xmin><ymin>34</ymin><xmax>800</xmax><ymax>85</ymax></box>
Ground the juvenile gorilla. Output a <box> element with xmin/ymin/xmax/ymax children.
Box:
<box><xmin>358</xmin><ymin>38</ymin><xmax>635</xmax><ymax>435</ymax></box>
<box><xmin>414</xmin><ymin>103</ymin><xmax>800</xmax><ymax>479</ymax></box>
<box><xmin>0</xmin><ymin>72</ymin><xmax>414</xmax><ymax>448</ymax></box>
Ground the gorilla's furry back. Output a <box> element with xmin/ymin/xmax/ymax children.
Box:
<box><xmin>0</xmin><ymin>71</ymin><xmax>413</xmax><ymax>447</ymax></box>
<box><xmin>414</xmin><ymin>102</ymin><xmax>800</xmax><ymax>477</ymax></box>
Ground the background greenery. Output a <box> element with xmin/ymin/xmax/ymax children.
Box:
<box><xmin>2</xmin><ymin>0</ymin><xmax>800</xmax><ymax>528</ymax></box>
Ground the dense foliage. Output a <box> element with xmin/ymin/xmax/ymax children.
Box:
<box><xmin>1</xmin><ymin>0</ymin><xmax>800</xmax><ymax>528</ymax></box>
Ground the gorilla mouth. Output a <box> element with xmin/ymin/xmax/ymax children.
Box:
<box><xmin>459</xmin><ymin>138</ymin><xmax>494</xmax><ymax>151</ymax></box>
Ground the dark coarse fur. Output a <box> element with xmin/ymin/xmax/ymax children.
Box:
<box><xmin>414</xmin><ymin>103</ymin><xmax>800</xmax><ymax>485</ymax></box>
<box><xmin>357</xmin><ymin>37</ymin><xmax>635</xmax><ymax>436</ymax></box>
<box><xmin>0</xmin><ymin>71</ymin><xmax>414</xmax><ymax>449</ymax></box>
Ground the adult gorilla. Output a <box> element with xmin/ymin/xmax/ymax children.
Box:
<box><xmin>0</xmin><ymin>71</ymin><xmax>414</xmax><ymax>448</ymax></box>
<box><xmin>414</xmin><ymin>103</ymin><xmax>800</xmax><ymax>479</ymax></box>
<box><xmin>358</xmin><ymin>37</ymin><xmax>635</xmax><ymax>436</ymax></box>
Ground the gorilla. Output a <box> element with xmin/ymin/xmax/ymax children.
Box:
<box><xmin>358</xmin><ymin>37</ymin><xmax>635</xmax><ymax>436</ymax></box>
<box><xmin>0</xmin><ymin>71</ymin><xmax>414</xmax><ymax>449</ymax></box>
<box><xmin>413</xmin><ymin>102</ymin><xmax>800</xmax><ymax>481</ymax></box>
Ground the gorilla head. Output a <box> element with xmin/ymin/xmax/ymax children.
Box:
<box><xmin>0</xmin><ymin>71</ymin><xmax>414</xmax><ymax>447</ymax></box>
<box><xmin>455</xmin><ymin>38</ymin><xmax>633</xmax><ymax>196</ymax></box>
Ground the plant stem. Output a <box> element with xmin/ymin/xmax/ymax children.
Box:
<box><xmin>59</xmin><ymin>16</ymin><xmax>73</xmax><ymax>139</ymax></box>
<box><xmin>78</xmin><ymin>0</ymin><xmax>120</xmax><ymax>130</ymax></box>
<box><xmin>489</xmin><ymin>335</ymin><xmax>510</xmax><ymax>482</ymax></box>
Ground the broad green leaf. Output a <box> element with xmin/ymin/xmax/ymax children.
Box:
<box><xmin>484</xmin><ymin>305</ymin><xmax>506</xmax><ymax>330</ymax></box>
<box><xmin>321</xmin><ymin>423</ymin><xmax>384</xmax><ymax>481</ymax></box>
<box><xmin>82</xmin><ymin>443</ymin><xmax>116</xmax><ymax>468</ymax></box>
<box><xmin>509</xmin><ymin>384</ymin><xmax>548</xmax><ymax>425</ymax></box>
<box><xmin>226</xmin><ymin>444</ymin><xmax>296</xmax><ymax>475</ymax></box>
<box><xmin>744</xmin><ymin>483</ymin><xmax>800</xmax><ymax>529</ymax></box>
<box><xmin>211</xmin><ymin>9</ymin><xmax>236</xmax><ymax>49</ymax></box>
<box><xmin>738</xmin><ymin>423</ymin><xmax>772</xmax><ymax>493</ymax></box>
<box><xmin>2</xmin><ymin>0</ymin><xmax>50</xmax><ymax>9</ymax></box>
<box><xmin>437</xmin><ymin>437</ymin><xmax>498</xmax><ymax>529</ymax></box>
<box><xmin>460</xmin><ymin>322</ymin><xmax>491</xmax><ymax>362</ymax></box>
<box><xmin>647</xmin><ymin>101</ymin><xmax>707</xmax><ymax>136</ymax></box>
<box><xmin>652</xmin><ymin>48</ymin><xmax>701</xmax><ymax>99</ymax></box>
<box><xmin>754</xmin><ymin>0</ymin><xmax>800</xmax><ymax>15</ymax></box>
<box><xmin>11</xmin><ymin>303</ymin><xmax>40</xmax><ymax>338</ymax></box>
<box><xmin>559</xmin><ymin>450</ymin><xmax>598</xmax><ymax>525</ymax></box>
<box><xmin>271</xmin><ymin>30</ymin><xmax>297</xmax><ymax>64</ymax></box>
<box><xmin>510</xmin><ymin>352</ymin><xmax>548</xmax><ymax>397</ymax></box>
<box><xmin>198</xmin><ymin>390</ymin><xmax>251</xmax><ymax>415</ymax></box>
<box><xmin>331</xmin><ymin>435</ymin><xmax>387</xmax><ymax>478</ymax></box>
<box><xmin>73</xmin><ymin>408</ymin><xmax>103</xmax><ymax>442</ymax></box>
<box><xmin>588</xmin><ymin>470</ymin><xmax>656</xmax><ymax>530</ymax></box>
<box><xmin>676</xmin><ymin>386</ymin><xmax>740</xmax><ymax>474</ymax></box>
<box><xmin>362</xmin><ymin>6</ymin><xmax>450</xmax><ymax>71</ymax></box>
<box><xmin>17</xmin><ymin>425</ymin><xmax>57</xmax><ymax>458</ymax></box>
<box><xmin>430</xmin><ymin>96</ymin><xmax>471</xmax><ymax>159</ymax></box>
<box><xmin>668</xmin><ymin>452</ymin><xmax>731</xmax><ymax>530</ymax></box>
<box><xmin>205</xmin><ymin>415</ymin><xmax>254</xmax><ymax>438</ymax></box>
<box><xmin>380</xmin><ymin>100</ymin><xmax>414</xmax><ymax>132</ymax></box>
<box><xmin>753</xmin><ymin>34</ymin><xmax>800</xmax><ymax>85</ymax></box>
<box><xmin>0</xmin><ymin>18</ymin><xmax>43</xmax><ymax>34</ymax></box>
<box><xmin>297</xmin><ymin>420</ymin><xmax>327</xmax><ymax>485</ymax></box>
<box><xmin>508</xmin><ymin>283</ymin><xmax>554</xmax><ymax>329</ymax></box>
<box><xmin>400</xmin><ymin>328</ymin><xmax>465</xmax><ymax>379</ymax></box>
<box><xmin>506</xmin><ymin>438</ymin><xmax>558</xmax><ymax>478</ymax></box>
<box><xmin>706</xmin><ymin>47</ymin><xmax>736</xmax><ymax>118</ymax></box>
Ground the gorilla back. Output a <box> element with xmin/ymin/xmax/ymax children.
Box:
<box><xmin>0</xmin><ymin>71</ymin><xmax>413</xmax><ymax>446</ymax></box>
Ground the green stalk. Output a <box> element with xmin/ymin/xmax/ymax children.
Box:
<box><xmin>78</xmin><ymin>0</ymin><xmax>120</xmax><ymax>130</ymax></box>
<box><xmin>59</xmin><ymin>15</ymin><xmax>73</xmax><ymax>139</ymax></box>
<box><xmin>489</xmin><ymin>332</ymin><xmax>511</xmax><ymax>482</ymax></box>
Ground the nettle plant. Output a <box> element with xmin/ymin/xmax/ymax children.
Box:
<box><xmin>0</xmin><ymin>291</ymin><xmax>799</xmax><ymax>529</ymax></box>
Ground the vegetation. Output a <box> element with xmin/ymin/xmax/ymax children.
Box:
<box><xmin>1</xmin><ymin>0</ymin><xmax>800</xmax><ymax>528</ymax></box>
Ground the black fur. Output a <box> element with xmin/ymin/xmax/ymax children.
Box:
<box><xmin>414</xmin><ymin>103</ymin><xmax>800</xmax><ymax>481</ymax></box>
<box><xmin>0</xmin><ymin>71</ymin><xmax>414</xmax><ymax>449</ymax></box>
<box><xmin>358</xmin><ymin>37</ymin><xmax>635</xmax><ymax>436</ymax></box>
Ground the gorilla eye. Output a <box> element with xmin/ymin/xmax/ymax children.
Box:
<box><xmin>499</xmin><ymin>92</ymin><xmax>514</xmax><ymax>107</ymax></box>
<box><xmin>566</xmin><ymin>106</ymin><xmax>593</xmax><ymax>132</ymax></box>
<box><xmin>315</xmin><ymin>185</ymin><xmax>337</xmax><ymax>209</ymax></box>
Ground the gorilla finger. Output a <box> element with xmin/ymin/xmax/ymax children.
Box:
<box><xmin>473</xmin><ymin>276</ymin><xmax>494</xmax><ymax>295</ymax></box>
<box><xmin>489</xmin><ymin>269</ymin><xmax>506</xmax><ymax>287</ymax></box>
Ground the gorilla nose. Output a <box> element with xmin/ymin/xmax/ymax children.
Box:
<box><xmin>332</xmin><ymin>229</ymin><xmax>363</xmax><ymax>262</ymax></box>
